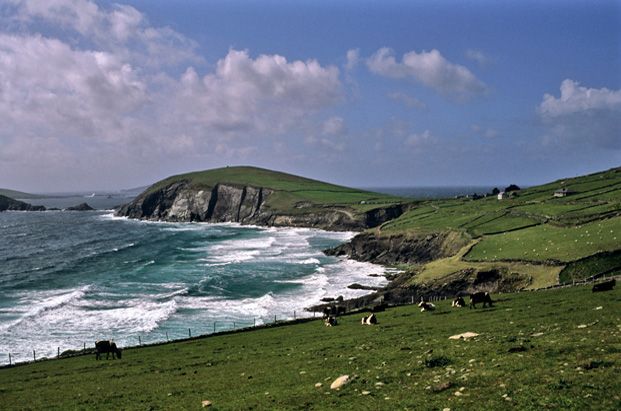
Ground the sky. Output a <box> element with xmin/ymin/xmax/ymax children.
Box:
<box><xmin>0</xmin><ymin>0</ymin><xmax>620</xmax><ymax>192</ymax></box>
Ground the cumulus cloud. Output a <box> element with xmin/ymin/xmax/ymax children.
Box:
<box><xmin>0</xmin><ymin>1</ymin><xmax>345</xmax><ymax>189</ymax></box>
<box><xmin>388</xmin><ymin>91</ymin><xmax>427</xmax><ymax>109</ymax></box>
<box><xmin>538</xmin><ymin>79</ymin><xmax>621</xmax><ymax>149</ymax></box>
<box><xmin>367</xmin><ymin>47</ymin><xmax>486</xmax><ymax>99</ymax></box>
<box><xmin>169</xmin><ymin>50</ymin><xmax>341</xmax><ymax>135</ymax></box>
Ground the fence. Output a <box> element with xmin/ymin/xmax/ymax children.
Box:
<box><xmin>3</xmin><ymin>273</ymin><xmax>619</xmax><ymax>367</ymax></box>
<box><xmin>2</xmin><ymin>310</ymin><xmax>320</xmax><ymax>367</ymax></box>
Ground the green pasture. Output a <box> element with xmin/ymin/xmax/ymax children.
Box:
<box><xmin>1</xmin><ymin>286</ymin><xmax>619</xmax><ymax>410</ymax></box>
<box><xmin>466</xmin><ymin>216</ymin><xmax>621</xmax><ymax>263</ymax></box>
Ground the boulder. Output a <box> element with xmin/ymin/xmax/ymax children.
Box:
<box><xmin>330</xmin><ymin>375</ymin><xmax>350</xmax><ymax>390</ymax></box>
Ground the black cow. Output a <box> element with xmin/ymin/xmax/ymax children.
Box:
<box><xmin>469</xmin><ymin>292</ymin><xmax>493</xmax><ymax>308</ymax></box>
<box><xmin>322</xmin><ymin>305</ymin><xmax>346</xmax><ymax>318</ymax></box>
<box><xmin>95</xmin><ymin>340</ymin><xmax>122</xmax><ymax>360</ymax></box>
<box><xmin>592</xmin><ymin>279</ymin><xmax>616</xmax><ymax>292</ymax></box>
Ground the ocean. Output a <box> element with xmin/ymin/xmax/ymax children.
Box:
<box><xmin>0</xmin><ymin>210</ymin><xmax>387</xmax><ymax>364</ymax></box>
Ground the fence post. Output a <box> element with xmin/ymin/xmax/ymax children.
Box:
<box><xmin>294</xmin><ymin>310</ymin><xmax>296</xmax><ymax>320</ymax></box>
<box><xmin>84</xmin><ymin>342</ymin><xmax>86</xmax><ymax>350</ymax></box>
<box><xmin>33</xmin><ymin>349</ymin><xmax>36</xmax><ymax>362</ymax></box>
<box><xmin>138</xmin><ymin>336</ymin><xmax>141</xmax><ymax>346</ymax></box>
<box><xmin>166</xmin><ymin>331</ymin><xmax>169</xmax><ymax>342</ymax></box>
<box><xmin>213</xmin><ymin>322</ymin><xmax>216</xmax><ymax>333</ymax></box>
<box><xmin>188</xmin><ymin>328</ymin><xmax>191</xmax><ymax>338</ymax></box>
<box><xmin>57</xmin><ymin>347</ymin><xmax>60</xmax><ymax>359</ymax></box>
<box><xmin>274</xmin><ymin>315</ymin><xmax>277</xmax><ymax>323</ymax></box>
<box><xmin>254</xmin><ymin>317</ymin><xmax>256</xmax><ymax>327</ymax></box>
<box><xmin>233</xmin><ymin>322</ymin><xmax>236</xmax><ymax>329</ymax></box>
<box><xmin>8</xmin><ymin>353</ymin><xmax>11</xmax><ymax>366</ymax></box>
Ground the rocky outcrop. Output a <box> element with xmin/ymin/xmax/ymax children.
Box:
<box><xmin>325</xmin><ymin>230</ymin><xmax>470</xmax><ymax>265</ymax></box>
<box><xmin>65</xmin><ymin>203</ymin><xmax>94</xmax><ymax>211</ymax></box>
<box><xmin>0</xmin><ymin>195</ymin><xmax>45</xmax><ymax>212</ymax></box>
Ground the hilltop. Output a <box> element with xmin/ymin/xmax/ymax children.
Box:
<box><xmin>116</xmin><ymin>166</ymin><xmax>408</xmax><ymax>231</ymax></box>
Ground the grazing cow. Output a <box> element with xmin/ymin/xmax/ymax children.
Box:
<box><xmin>95</xmin><ymin>340</ymin><xmax>122</xmax><ymax>360</ymax></box>
<box><xmin>324</xmin><ymin>316</ymin><xmax>338</xmax><ymax>327</ymax></box>
<box><xmin>418</xmin><ymin>300</ymin><xmax>436</xmax><ymax>312</ymax></box>
<box><xmin>469</xmin><ymin>292</ymin><xmax>493</xmax><ymax>309</ymax></box>
<box><xmin>452</xmin><ymin>296</ymin><xmax>466</xmax><ymax>308</ymax></box>
<box><xmin>361</xmin><ymin>313</ymin><xmax>378</xmax><ymax>325</ymax></box>
<box><xmin>592</xmin><ymin>279</ymin><xmax>616</xmax><ymax>292</ymax></box>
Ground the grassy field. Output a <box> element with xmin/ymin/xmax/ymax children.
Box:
<box><xmin>465</xmin><ymin>216</ymin><xmax>621</xmax><ymax>263</ymax></box>
<box><xmin>0</xmin><ymin>285</ymin><xmax>619</xmax><ymax>410</ymax></box>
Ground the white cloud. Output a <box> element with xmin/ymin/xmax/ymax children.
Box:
<box><xmin>367</xmin><ymin>47</ymin><xmax>486</xmax><ymax>99</ymax></box>
<box><xmin>169</xmin><ymin>49</ymin><xmax>342</xmax><ymax>135</ymax></box>
<box><xmin>0</xmin><ymin>2</ymin><xmax>345</xmax><ymax>189</ymax></box>
<box><xmin>465</xmin><ymin>49</ymin><xmax>492</xmax><ymax>66</ymax></box>
<box><xmin>539</xmin><ymin>79</ymin><xmax>621</xmax><ymax>117</ymax></box>
<box><xmin>388</xmin><ymin>91</ymin><xmax>427</xmax><ymax>109</ymax></box>
<box><xmin>345</xmin><ymin>48</ymin><xmax>360</xmax><ymax>71</ymax></box>
<box><xmin>538</xmin><ymin>79</ymin><xmax>621</xmax><ymax>149</ymax></box>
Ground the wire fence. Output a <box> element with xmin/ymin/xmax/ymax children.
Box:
<box><xmin>2</xmin><ymin>310</ymin><xmax>322</xmax><ymax>367</ymax></box>
<box><xmin>3</xmin><ymin>272</ymin><xmax>618</xmax><ymax>367</ymax></box>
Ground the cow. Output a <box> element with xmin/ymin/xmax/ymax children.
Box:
<box><xmin>324</xmin><ymin>316</ymin><xmax>338</xmax><ymax>327</ymax></box>
<box><xmin>361</xmin><ymin>313</ymin><xmax>378</xmax><ymax>325</ymax></box>
<box><xmin>592</xmin><ymin>279</ymin><xmax>616</xmax><ymax>292</ymax></box>
<box><xmin>418</xmin><ymin>300</ymin><xmax>436</xmax><ymax>312</ymax></box>
<box><xmin>322</xmin><ymin>305</ymin><xmax>346</xmax><ymax>318</ymax></box>
<box><xmin>469</xmin><ymin>292</ymin><xmax>493</xmax><ymax>308</ymax></box>
<box><xmin>95</xmin><ymin>340</ymin><xmax>122</xmax><ymax>360</ymax></box>
<box><xmin>452</xmin><ymin>296</ymin><xmax>466</xmax><ymax>308</ymax></box>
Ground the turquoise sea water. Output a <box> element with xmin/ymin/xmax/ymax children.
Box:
<box><xmin>0</xmin><ymin>211</ymin><xmax>386</xmax><ymax>363</ymax></box>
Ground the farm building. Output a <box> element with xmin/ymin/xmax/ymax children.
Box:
<box><xmin>553</xmin><ymin>188</ymin><xmax>573</xmax><ymax>197</ymax></box>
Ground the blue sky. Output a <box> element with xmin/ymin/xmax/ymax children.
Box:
<box><xmin>0</xmin><ymin>0</ymin><xmax>619</xmax><ymax>191</ymax></box>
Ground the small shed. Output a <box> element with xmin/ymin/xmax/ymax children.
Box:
<box><xmin>553</xmin><ymin>188</ymin><xmax>573</xmax><ymax>198</ymax></box>
<box><xmin>497</xmin><ymin>191</ymin><xmax>505</xmax><ymax>200</ymax></box>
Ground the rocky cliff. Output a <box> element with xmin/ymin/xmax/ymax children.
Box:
<box><xmin>325</xmin><ymin>230</ymin><xmax>470</xmax><ymax>265</ymax></box>
<box><xmin>0</xmin><ymin>195</ymin><xmax>46</xmax><ymax>212</ymax></box>
<box><xmin>115</xmin><ymin>181</ymin><xmax>403</xmax><ymax>231</ymax></box>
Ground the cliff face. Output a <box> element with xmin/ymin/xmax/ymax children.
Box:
<box><xmin>117</xmin><ymin>182</ymin><xmax>271</xmax><ymax>223</ymax></box>
<box><xmin>325</xmin><ymin>230</ymin><xmax>470</xmax><ymax>265</ymax></box>
<box><xmin>115</xmin><ymin>182</ymin><xmax>401</xmax><ymax>231</ymax></box>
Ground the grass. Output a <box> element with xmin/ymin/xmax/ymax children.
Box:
<box><xmin>0</xmin><ymin>189</ymin><xmax>42</xmax><ymax>199</ymax></box>
<box><xmin>413</xmin><ymin>242</ymin><xmax>562</xmax><ymax>289</ymax></box>
<box><xmin>466</xmin><ymin>216</ymin><xmax>621</xmax><ymax>263</ymax></box>
<box><xmin>1</xmin><ymin>285</ymin><xmax>619</xmax><ymax>410</ymax></box>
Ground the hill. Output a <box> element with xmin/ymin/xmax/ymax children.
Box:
<box><xmin>330</xmin><ymin>166</ymin><xmax>621</xmax><ymax>293</ymax></box>
<box><xmin>116</xmin><ymin>166</ymin><xmax>408</xmax><ymax>230</ymax></box>
<box><xmin>0</xmin><ymin>284</ymin><xmax>618</xmax><ymax>409</ymax></box>
<box><xmin>0</xmin><ymin>188</ymin><xmax>43</xmax><ymax>200</ymax></box>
